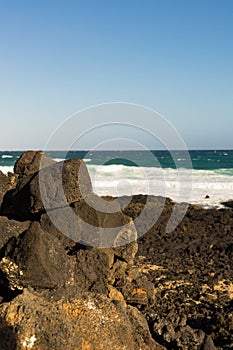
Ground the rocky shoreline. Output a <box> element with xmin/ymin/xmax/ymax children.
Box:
<box><xmin>0</xmin><ymin>151</ymin><xmax>232</xmax><ymax>349</ymax></box>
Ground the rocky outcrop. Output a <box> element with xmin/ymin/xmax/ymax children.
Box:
<box><xmin>0</xmin><ymin>151</ymin><xmax>232</xmax><ymax>349</ymax></box>
<box><xmin>0</xmin><ymin>222</ymin><xmax>73</xmax><ymax>292</ymax></box>
<box><xmin>14</xmin><ymin>150</ymin><xmax>55</xmax><ymax>177</ymax></box>
<box><xmin>0</xmin><ymin>287</ymin><xmax>163</xmax><ymax>350</ymax></box>
<box><xmin>2</xmin><ymin>157</ymin><xmax>93</xmax><ymax>220</ymax></box>
<box><xmin>0</xmin><ymin>151</ymin><xmax>158</xmax><ymax>349</ymax></box>
<box><xmin>72</xmin><ymin>193</ymin><xmax>138</xmax><ymax>248</ymax></box>
<box><xmin>123</xmin><ymin>196</ymin><xmax>233</xmax><ymax>349</ymax></box>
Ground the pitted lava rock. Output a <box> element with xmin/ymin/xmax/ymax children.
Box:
<box><xmin>0</xmin><ymin>151</ymin><xmax>232</xmax><ymax>349</ymax></box>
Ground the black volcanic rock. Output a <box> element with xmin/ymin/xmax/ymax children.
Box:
<box><xmin>2</xmin><ymin>158</ymin><xmax>93</xmax><ymax>220</ymax></box>
<box><xmin>121</xmin><ymin>195</ymin><xmax>233</xmax><ymax>349</ymax></box>
<box><xmin>0</xmin><ymin>217</ymin><xmax>30</xmax><ymax>250</ymax></box>
<box><xmin>40</xmin><ymin>211</ymin><xmax>76</xmax><ymax>250</ymax></box>
<box><xmin>75</xmin><ymin>248</ymin><xmax>114</xmax><ymax>294</ymax></box>
<box><xmin>0</xmin><ymin>171</ymin><xmax>17</xmax><ymax>210</ymax></box>
<box><xmin>14</xmin><ymin>150</ymin><xmax>55</xmax><ymax>177</ymax></box>
<box><xmin>0</xmin><ymin>222</ymin><xmax>72</xmax><ymax>291</ymax></box>
<box><xmin>72</xmin><ymin>193</ymin><xmax>138</xmax><ymax>251</ymax></box>
<box><xmin>221</xmin><ymin>200</ymin><xmax>233</xmax><ymax>209</ymax></box>
<box><xmin>1</xmin><ymin>153</ymin><xmax>233</xmax><ymax>349</ymax></box>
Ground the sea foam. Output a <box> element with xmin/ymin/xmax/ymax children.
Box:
<box><xmin>1</xmin><ymin>163</ymin><xmax>232</xmax><ymax>209</ymax></box>
<box><xmin>2</xmin><ymin>155</ymin><xmax>13</xmax><ymax>159</ymax></box>
<box><xmin>87</xmin><ymin>164</ymin><xmax>233</xmax><ymax>209</ymax></box>
<box><xmin>0</xmin><ymin>166</ymin><xmax>14</xmax><ymax>174</ymax></box>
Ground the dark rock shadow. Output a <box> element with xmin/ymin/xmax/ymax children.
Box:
<box><xmin>0</xmin><ymin>317</ymin><xmax>17</xmax><ymax>350</ymax></box>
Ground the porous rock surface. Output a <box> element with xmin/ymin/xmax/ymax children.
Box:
<box><xmin>0</xmin><ymin>151</ymin><xmax>232</xmax><ymax>349</ymax></box>
<box><xmin>0</xmin><ymin>287</ymin><xmax>162</xmax><ymax>350</ymax></box>
<box><xmin>2</xmin><ymin>156</ymin><xmax>93</xmax><ymax>220</ymax></box>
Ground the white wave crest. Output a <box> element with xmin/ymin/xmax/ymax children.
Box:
<box><xmin>87</xmin><ymin>164</ymin><xmax>233</xmax><ymax>209</ymax></box>
<box><xmin>0</xmin><ymin>166</ymin><xmax>14</xmax><ymax>174</ymax></box>
<box><xmin>2</xmin><ymin>155</ymin><xmax>13</xmax><ymax>159</ymax></box>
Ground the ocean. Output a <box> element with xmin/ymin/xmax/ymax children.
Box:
<box><xmin>1</xmin><ymin>150</ymin><xmax>233</xmax><ymax>209</ymax></box>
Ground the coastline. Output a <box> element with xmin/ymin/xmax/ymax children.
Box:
<box><xmin>1</xmin><ymin>163</ymin><xmax>233</xmax><ymax>210</ymax></box>
<box><xmin>0</xmin><ymin>151</ymin><xmax>232</xmax><ymax>349</ymax></box>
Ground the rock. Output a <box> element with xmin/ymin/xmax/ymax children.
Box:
<box><xmin>153</xmin><ymin>311</ymin><xmax>206</xmax><ymax>350</ymax></box>
<box><xmin>40</xmin><ymin>211</ymin><xmax>76</xmax><ymax>251</ymax></box>
<box><xmin>74</xmin><ymin>244</ymin><xmax>143</xmax><ymax>297</ymax></box>
<box><xmin>132</xmin><ymin>195</ymin><xmax>233</xmax><ymax>348</ymax></box>
<box><xmin>203</xmin><ymin>335</ymin><xmax>217</xmax><ymax>350</ymax></box>
<box><xmin>72</xmin><ymin>193</ymin><xmax>138</xmax><ymax>249</ymax></box>
<box><xmin>14</xmin><ymin>150</ymin><xmax>55</xmax><ymax>177</ymax></box>
<box><xmin>0</xmin><ymin>217</ymin><xmax>30</xmax><ymax>250</ymax></box>
<box><xmin>0</xmin><ymin>222</ymin><xmax>72</xmax><ymax>291</ymax></box>
<box><xmin>221</xmin><ymin>200</ymin><xmax>233</xmax><ymax>209</ymax></box>
<box><xmin>0</xmin><ymin>316</ymin><xmax>17</xmax><ymax>350</ymax></box>
<box><xmin>205</xmin><ymin>195</ymin><xmax>210</xmax><ymax>199</ymax></box>
<box><xmin>75</xmin><ymin>248</ymin><xmax>114</xmax><ymax>294</ymax></box>
<box><xmin>0</xmin><ymin>287</ymin><xmax>163</xmax><ymax>350</ymax></box>
<box><xmin>2</xmin><ymin>158</ymin><xmax>93</xmax><ymax>220</ymax></box>
<box><xmin>108</xmin><ymin>285</ymin><xmax>126</xmax><ymax>305</ymax></box>
<box><xmin>0</xmin><ymin>171</ymin><xmax>17</xmax><ymax>210</ymax></box>
<box><xmin>39</xmin><ymin>194</ymin><xmax>138</xmax><ymax>264</ymax></box>
<box><xmin>127</xmin><ymin>305</ymin><xmax>165</xmax><ymax>350</ymax></box>
<box><xmin>119</xmin><ymin>275</ymin><xmax>155</xmax><ymax>306</ymax></box>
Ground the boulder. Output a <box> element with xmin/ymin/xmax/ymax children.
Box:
<box><xmin>40</xmin><ymin>211</ymin><xmax>76</xmax><ymax>251</ymax></box>
<box><xmin>0</xmin><ymin>287</ymin><xmax>164</xmax><ymax>350</ymax></box>
<box><xmin>38</xmin><ymin>194</ymin><xmax>139</xmax><ymax>297</ymax></box>
<box><xmin>39</xmin><ymin>193</ymin><xmax>138</xmax><ymax>255</ymax></box>
<box><xmin>2</xmin><ymin>158</ymin><xmax>93</xmax><ymax>220</ymax></box>
<box><xmin>14</xmin><ymin>150</ymin><xmax>55</xmax><ymax>177</ymax></box>
<box><xmin>72</xmin><ymin>193</ymin><xmax>138</xmax><ymax>251</ymax></box>
<box><xmin>0</xmin><ymin>222</ymin><xmax>72</xmax><ymax>291</ymax></box>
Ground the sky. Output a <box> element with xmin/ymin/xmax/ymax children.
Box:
<box><xmin>0</xmin><ymin>0</ymin><xmax>233</xmax><ymax>150</ymax></box>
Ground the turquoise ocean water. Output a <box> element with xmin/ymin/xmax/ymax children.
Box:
<box><xmin>1</xmin><ymin>150</ymin><xmax>233</xmax><ymax>173</ymax></box>
<box><xmin>0</xmin><ymin>150</ymin><xmax>233</xmax><ymax>208</ymax></box>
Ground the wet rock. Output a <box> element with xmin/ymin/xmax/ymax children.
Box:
<box><xmin>0</xmin><ymin>222</ymin><xmax>72</xmax><ymax>291</ymax></box>
<box><xmin>2</xmin><ymin>158</ymin><xmax>93</xmax><ymax>220</ymax></box>
<box><xmin>0</xmin><ymin>217</ymin><xmax>30</xmax><ymax>250</ymax></box>
<box><xmin>0</xmin><ymin>287</ymin><xmax>163</xmax><ymax>350</ymax></box>
<box><xmin>14</xmin><ymin>150</ymin><xmax>55</xmax><ymax>177</ymax></box>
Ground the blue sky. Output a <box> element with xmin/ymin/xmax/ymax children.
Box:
<box><xmin>0</xmin><ymin>0</ymin><xmax>233</xmax><ymax>150</ymax></box>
